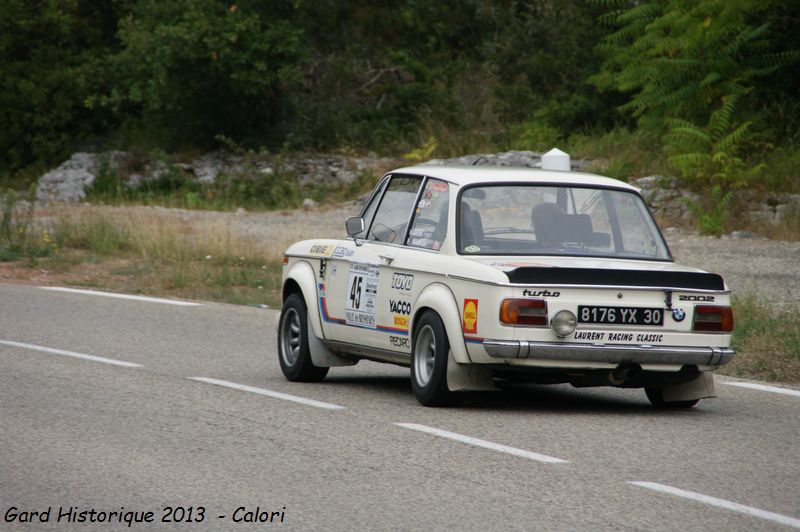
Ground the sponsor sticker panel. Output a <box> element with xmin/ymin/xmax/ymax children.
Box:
<box><xmin>345</xmin><ymin>263</ymin><xmax>380</xmax><ymax>328</ymax></box>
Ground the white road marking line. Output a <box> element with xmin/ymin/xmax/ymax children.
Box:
<box><xmin>188</xmin><ymin>377</ymin><xmax>345</xmax><ymax>410</ymax></box>
<box><xmin>0</xmin><ymin>340</ymin><xmax>142</xmax><ymax>368</ymax></box>
<box><xmin>630</xmin><ymin>481</ymin><xmax>800</xmax><ymax>529</ymax></box>
<box><xmin>395</xmin><ymin>423</ymin><xmax>568</xmax><ymax>464</ymax></box>
<box><xmin>40</xmin><ymin>287</ymin><xmax>202</xmax><ymax>306</ymax></box>
<box><xmin>722</xmin><ymin>381</ymin><xmax>800</xmax><ymax>398</ymax></box>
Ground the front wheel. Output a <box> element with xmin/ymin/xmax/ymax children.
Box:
<box><xmin>645</xmin><ymin>387</ymin><xmax>699</xmax><ymax>409</ymax></box>
<box><xmin>278</xmin><ymin>293</ymin><xmax>329</xmax><ymax>382</ymax></box>
<box><xmin>411</xmin><ymin>311</ymin><xmax>461</xmax><ymax>407</ymax></box>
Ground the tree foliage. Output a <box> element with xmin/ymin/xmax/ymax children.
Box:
<box><xmin>2</xmin><ymin>0</ymin><xmax>799</xmax><ymax>190</ymax></box>
<box><xmin>0</xmin><ymin>0</ymin><xmax>121</xmax><ymax>175</ymax></box>
<box><xmin>91</xmin><ymin>0</ymin><xmax>303</xmax><ymax>149</ymax></box>
<box><xmin>592</xmin><ymin>0</ymin><xmax>800</xmax><ymax>184</ymax></box>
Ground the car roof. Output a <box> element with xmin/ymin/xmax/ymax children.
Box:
<box><xmin>388</xmin><ymin>165</ymin><xmax>639</xmax><ymax>192</ymax></box>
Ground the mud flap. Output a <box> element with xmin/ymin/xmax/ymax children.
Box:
<box><xmin>663</xmin><ymin>371</ymin><xmax>716</xmax><ymax>402</ymax></box>
<box><xmin>446</xmin><ymin>350</ymin><xmax>497</xmax><ymax>391</ymax></box>
<box><xmin>307</xmin><ymin>321</ymin><xmax>357</xmax><ymax>367</ymax></box>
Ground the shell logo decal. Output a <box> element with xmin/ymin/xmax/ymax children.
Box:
<box><xmin>462</xmin><ymin>299</ymin><xmax>478</xmax><ymax>334</ymax></box>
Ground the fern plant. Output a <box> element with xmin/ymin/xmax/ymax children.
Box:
<box><xmin>592</xmin><ymin>0</ymin><xmax>800</xmax><ymax>185</ymax></box>
<box><xmin>683</xmin><ymin>184</ymin><xmax>733</xmax><ymax>236</ymax></box>
<box><xmin>665</xmin><ymin>94</ymin><xmax>767</xmax><ymax>186</ymax></box>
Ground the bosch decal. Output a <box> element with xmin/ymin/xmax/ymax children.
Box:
<box><xmin>393</xmin><ymin>315</ymin><xmax>409</xmax><ymax>328</ymax></box>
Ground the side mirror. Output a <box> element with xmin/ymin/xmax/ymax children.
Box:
<box><xmin>346</xmin><ymin>217</ymin><xmax>364</xmax><ymax>237</ymax></box>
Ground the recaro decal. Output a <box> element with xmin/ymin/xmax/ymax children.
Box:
<box><xmin>389</xmin><ymin>335</ymin><xmax>410</xmax><ymax>349</ymax></box>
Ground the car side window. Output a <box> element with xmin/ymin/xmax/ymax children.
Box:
<box><xmin>367</xmin><ymin>175</ymin><xmax>423</xmax><ymax>244</ymax></box>
<box><xmin>407</xmin><ymin>179</ymin><xmax>449</xmax><ymax>250</ymax></box>
<box><xmin>356</xmin><ymin>177</ymin><xmax>389</xmax><ymax>238</ymax></box>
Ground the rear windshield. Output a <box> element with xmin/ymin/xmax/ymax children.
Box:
<box><xmin>458</xmin><ymin>184</ymin><xmax>670</xmax><ymax>260</ymax></box>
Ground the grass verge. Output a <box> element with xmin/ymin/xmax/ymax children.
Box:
<box><xmin>2</xmin><ymin>206</ymin><xmax>286</xmax><ymax>307</ymax></box>
<box><xmin>720</xmin><ymin>295</ymin><xmax>800</xmax><ymax>384</ymax></box>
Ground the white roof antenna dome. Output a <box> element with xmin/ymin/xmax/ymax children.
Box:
<box><xmin>541</xmin><ymin>148</ymin><xmax>571</xmax><ymax>171</ymax></box>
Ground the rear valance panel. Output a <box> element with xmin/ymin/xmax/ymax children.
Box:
<box><xmin>506</xmin><ymin>267</ymin><xmax>724</xmax><ymax>290</ymax></box>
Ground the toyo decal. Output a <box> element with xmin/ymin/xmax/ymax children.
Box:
<box><xmin>391</xmin><ymin>273</ymin><xmax>414</xmax><ymax>291</ymax></box>
<box><xmin>462</xmin><ymin>299</ymin><xmax>478</xmax><ymax>334</ymax></box>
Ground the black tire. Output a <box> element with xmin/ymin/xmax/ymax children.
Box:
<box><xmin>278</xmin><ymin>293</ymin><xmax>329</xmax><ymax>382</ymax></box>
<box><xmin>411</xmin><ymin>311</ymin><xmax>461</xmax><ymax>407</ymax></box>
<box><xmin>645</xmin><ymin>387</ymin><xmax>699</xmax><ymax>409</ymax></box>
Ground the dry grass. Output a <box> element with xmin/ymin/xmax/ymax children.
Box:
<box><xmin>720</xmin><ymin>295</ymin><xmax>800</xmax><ymax>384</ymax></box>
<box><xmin>11</xmin><ymin>205</ymin><xmax>290</xmax><ymax>306</ymax></box>
<box><xmin>757</xmin><ymin>207</ymin><xmax>800</xmax><ymax>242</ymax></box>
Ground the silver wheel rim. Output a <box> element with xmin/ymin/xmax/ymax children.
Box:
<box><xmin>414</xmin><ymin>324</ymin><xmax>436</xmax><ymax>387</ymax></box>
<box><xmin>280</xmin><ymin>308</ymin><xmax>302</xmax><ymax>366</ymax></box>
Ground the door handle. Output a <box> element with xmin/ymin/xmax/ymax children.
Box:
<box><xmin>378</xmin><ymin>254</ymin><xmax>395</xmax><ymax>265</ymax></box>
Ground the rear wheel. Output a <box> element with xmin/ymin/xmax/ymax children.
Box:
<box><xmin>645</xmin><ymin>387</ymin><xmax>699</xmax><ymax>409</ymax></box>
<box><xmin>411</xmin><ymin>311</ymin><xmax>460</xmax><ymax>407</ymax></box>
<box><xmin>278</xmin><ymin>293</ymin><xmax>329</xmax><ymax>382</ymax></box>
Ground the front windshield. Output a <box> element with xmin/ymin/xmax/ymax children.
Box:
<box><xmin>458</xmin><ymin>184</ymin><xmax>670</xmax><ymax>260</ymax></box>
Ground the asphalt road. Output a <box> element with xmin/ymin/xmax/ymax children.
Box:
<box><xmin>1</xmin><ymin>283</ymin><xmax>798</xmax><ymax>531</ymax></box>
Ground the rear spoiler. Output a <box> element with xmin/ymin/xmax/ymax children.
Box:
<box><xmin>506</xmin><ymin>267</ymin><xmax>725</xmax><ymax>291</ymax></box>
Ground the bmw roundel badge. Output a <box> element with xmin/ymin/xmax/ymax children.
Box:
<box><xmin>672</xmin><ymin>307</ymin><xmax>686</xmax><ymax>322</ymax></box>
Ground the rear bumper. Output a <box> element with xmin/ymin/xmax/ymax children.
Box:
<box><xmin>483</xmin><ymin>340</ymin><xmax>735</xmax><ymax>367</ymax></box>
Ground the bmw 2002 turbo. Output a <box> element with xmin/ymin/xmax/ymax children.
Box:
<box><xmin>278</xmin><ymin>155</ymin><xmax>734</xmax><ymax>407</ymax></box>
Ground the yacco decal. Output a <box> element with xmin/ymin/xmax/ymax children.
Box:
<box><xmin>317</xmin><ymin>283</ymin><xmax>408</xmax><ymax>335</ymax></box>
<box><xmin>463</xmin><ymin>299</ymin><xmax>478</xmax><ymax>334</ymax></box>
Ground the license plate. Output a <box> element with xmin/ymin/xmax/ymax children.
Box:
<box><xmin>578</xmin><ymin>306</ymin><xmax>663</xmax><ymax>326</ymax></box>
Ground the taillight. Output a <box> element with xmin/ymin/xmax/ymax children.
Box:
<box><xmin>500</xmin><ymin>299</ymin><xmax>548</xmax><ymax>326</ymax></box>
<box><xmin>692</xmin><ymin>305</ymin><xmax>734</xmax><ymax>332</ymax></box>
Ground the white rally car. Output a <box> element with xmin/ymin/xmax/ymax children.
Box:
<box><xmin>278</xmin><ymin>156</ymin><xmax>734</xmax><ymax>407</ymax></box>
